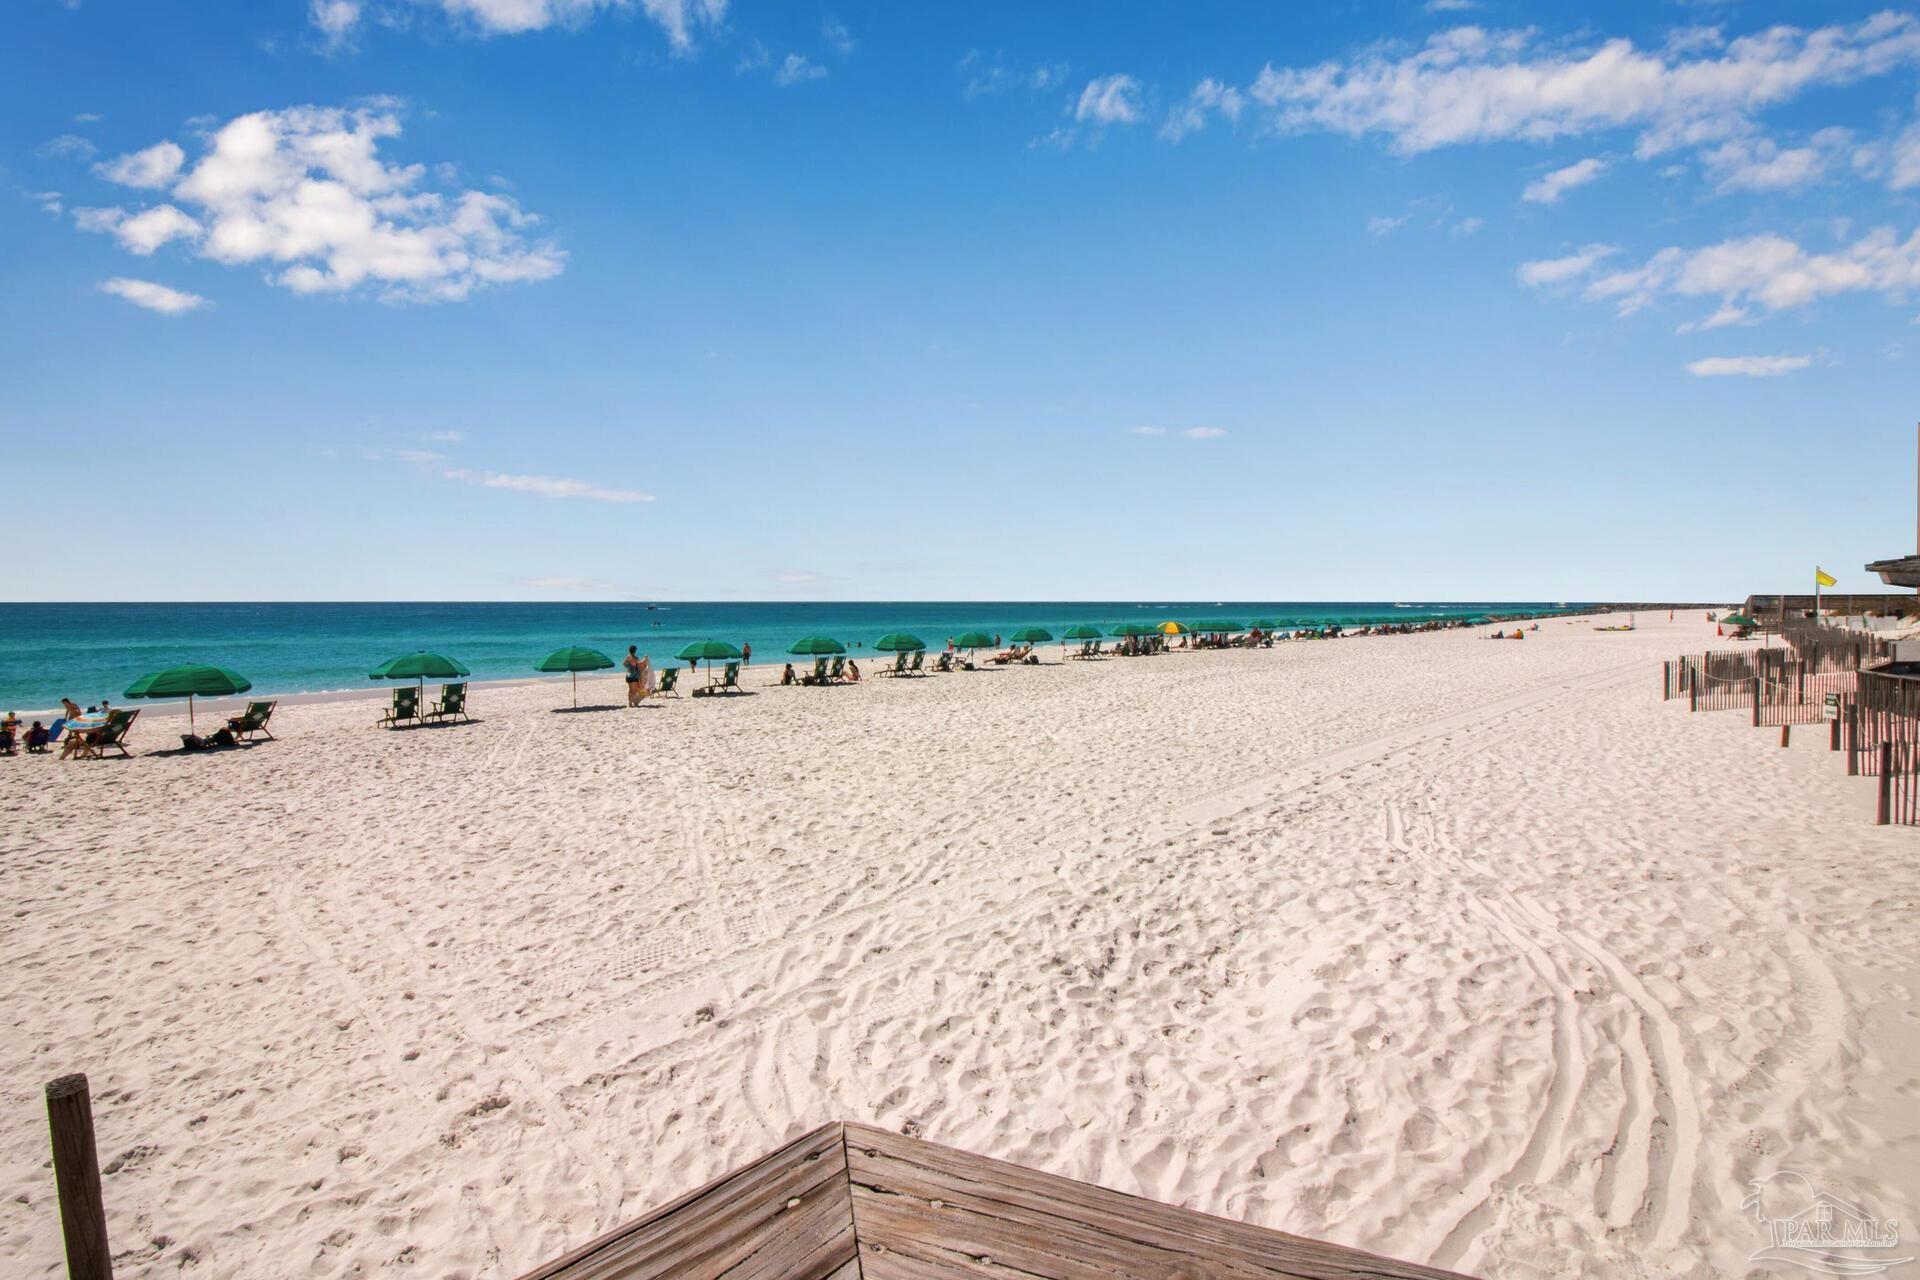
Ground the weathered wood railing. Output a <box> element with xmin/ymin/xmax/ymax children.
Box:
<box><xmin>518</xmin><ymin>1120</ymin><xmax>1477</xmax><ymax>1279</ymax></box>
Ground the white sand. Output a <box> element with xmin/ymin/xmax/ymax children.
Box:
<box><xmin>1</xmin><ymin>612</ymin><xmax>1914</xmax><ymax>1278</ymax></box>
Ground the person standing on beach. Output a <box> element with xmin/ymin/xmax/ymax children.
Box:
<box><xmin>624</xmin><ymin>645</ymin><xmax>645</xmax><ymax>707</ymax></box>
<box><xmin>741</xmin><ymin>641</ymin><xmax>751</xmax><ymax>667</ymax></box>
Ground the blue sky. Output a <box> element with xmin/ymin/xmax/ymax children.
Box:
<box><xmin>4</xmin><ymin>1</ymin><xmax>1919</xmax><ymax>603</ymax></box>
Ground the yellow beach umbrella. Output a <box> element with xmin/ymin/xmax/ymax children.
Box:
<box><xmin>1159</xmin><ymin>621</ymin><xmax>1189</xmax><ymax>635</ymax></box>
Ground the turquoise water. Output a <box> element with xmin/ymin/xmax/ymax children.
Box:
<box><xmin>0</xmin><ymin>601</ymin><xmax>1580</xmax><ymax>711</ymax></box>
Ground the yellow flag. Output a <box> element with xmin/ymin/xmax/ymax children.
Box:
<box><xmin>1815</xmin><ymin>567</ymin><xmax>1837</xmax><ymax>587</ymax></box>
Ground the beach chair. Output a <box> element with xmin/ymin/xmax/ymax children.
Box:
<box><xmin>226</xmin><ymin>700</ymin><xmax>277</xmax><ymax>740</ymax></box>
<box><xmin>906</xmin><ymin>651</ymin><xmax>924</xmax><ymax>675</ymax></box>
<box><xmin>425</xmin><ymin>683</ymin><xmax>468</xmax><ymax>724</ymax></box>
<box><xmin>654</xmin><ymin>667</ymin><xmax>681</xmax><ymax>697</ymax></box>
<box><xmin>380</xmin><ymin>685</ymin><xmax>421</xmax><ymax>728</ymax></box>
<box><xmin>828</xmin><ymin>656</ymin><xmax>846</xmax><ymax>682</ymax></box>
<box><xmin>715</xmin><ymin>661</ymin><xmax>742</xmax><ymax>693</ymax></box>
<box><xmin>932</xmin><ymin>652</ymin><xmax>953</xmax><ymax>673</ymax></box>
<box><xmin>85</xmin><ymin>709</ymin><xmax>138</xmax><ymax>758</ymax></box>
<box><xmin>882</xmin><ymin>652</ymin><xmax>907</xmax><ymax>677</ymax></box>
<box><xmin>803</xmin><ymin>657</ymin><xmax>830</xmax><ymax>686</ymax></box>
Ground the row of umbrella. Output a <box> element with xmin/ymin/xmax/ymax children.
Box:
<box><xmin>116</xmin><ymin>619</ymin><xmax>1322</xmax><ymax>724</ymax></box>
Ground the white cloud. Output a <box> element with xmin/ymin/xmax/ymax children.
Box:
<box><xmin>1425</xmin><ymin>0</ymin><xmax>1477</xmax><ymax>11</ymax></box>
<box><xmin>822</xmin><ymin>18</ymin><xmax>854</xmax><ymax>56</ymax></box>
<box><xmin>1675</xmin><ymin>301</ymin><xmax>1753</xmax><ymax>332</ymax></box>
<box><xmin>312</xmin><ymin>0</ymin><xmax>725</xmax><ymax>50</ymax></box>
<box><xmin>1367</xmin><ymin>212</ymin><xmax>1411</xmax><ymax>236</ymax></box>
<box><xmin>1182</xmin><ymin>427</ymin><xmax>1226</xmax><ymax>439</ymax></box>
<box><xmin>960</xmin><ymin>52</ymin><xmax>1068</xmax><ymax>98</ymax></box>
<box><xmin>1161</xmin><ymin>78</ymin><xmax>1244</xmax><ymax>142</ymax></box>
<box><xmin>427</xmin><ymin>429</ymin><xmax>465</xmax><ymax>443</ymax></box>
<box><xmin>775</xmin><ymin>53</ymin><xmax>826</xmax><ymax>86</ymax></box>
<box><xmin>309</xmin><ymin>0</ymin><xmax>360</xmax><ymax>45</ymax></box>
<box><xmin>75</xmin><ymin>203</ymin><xmax>202</xmax><ymax>255</ymax></box>
<box><xmin>1698</xmin><ymin>130</ymin><xmax>1849</xmax><ymax>192</ymax></box>
<box><xmin>1453</xmin><ymin>216</ymin><xmax>1486</xmax><ymax>236</ymax></box>
<box><xmin>1522</xmin><ymin>156</ymin><xmax>1607</xmax><ymax>203</ymax></box>
<box><xmin>1879</xmin><ymin>120</ymin><xmax>1920</xmax><ymax>190</ymax></box>
<box><xmin>39</xmin><ymin>134</ymin><xmax>97</xmax><ymax>161</ymax></box>
<box><xmin>1076</xmin><ymin>74</ymin><xmax>1142</xmax><ymax>126</ymax></box>
<box><xmin>1248</xmin><ymin>14</ymin><xmax>1920</xmax><ymax>158</ymax></box>
<box><xmin>1516</xmin><ymin>242</ymin><xmax>1617</xmax><ymax>287</ymax></box>
<box><xmin>98</xmin><ymin>277</ymin><xmax>208</xmax><ymax>314</ymax></box>
<box><xmin>97</xmin><ymin>142</ymin><xmax>187</xmax><ymax>190</ymax></box>
<box><xmin>1577</xmin><ymin>226</ymin><xmax>1920</xmax><ymax>317</ymax></box>
<box><xmin>1685</xmin><ymin>353</ymin><xmax>1811</xmax><ymax>377</ymax></box>
<box><xmin>1127</xmin><ymin>426</ymin><xmax>1167</xmax><ymax>436</ymax></box>
<box><xmin>443</xmin><ymin>468</ymin><xmax>653</xmax><ymax>502</ymax></box>
<box><xmin>31</xmin><ymin>191</ymin><xmax>64</xmax><ymax>215</ymax></box>
<box><xmin>74</xmin><ymin>105</ymin><xmax>564</xmax><ymax>303</ymax></box>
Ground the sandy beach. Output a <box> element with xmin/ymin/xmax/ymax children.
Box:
<box><xmin>1</xmin><ymin>611</ymin><xmax>1914</xmax><ymax>1278</ymax></box>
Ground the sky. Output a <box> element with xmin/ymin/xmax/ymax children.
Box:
<box><xmin>4</xmin><ymin>0</ymin><xmax>1919</xmax><ymax>603</ymax></box>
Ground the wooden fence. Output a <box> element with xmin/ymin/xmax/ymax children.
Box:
<box><xmin>518</xmin><ymin>1120</ymin><xmax>1476</xmax><ymax>1280</ymax></box>
<box><xmin>1663</xmin><ymin>634</ymin><xmax>1920</xmax><ymax>826</ymax></box>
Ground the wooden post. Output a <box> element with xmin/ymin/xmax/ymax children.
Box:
<box><xmin>1751</xmin><ymin>677</ymin><xmax>1762</xmax><ymax>727</ymax></box>
<box><xmin>1832</xmin><ymin>714</ymin><xmax>1842</xmax><ymax>751</ymax></box>
<box><xmin>1877</xmin><ymin>743</ymin><xmax>1893</xmax><ymax>825</ymax></box>
<box><xmin>1848</xmin><ymin>704</ymin><xmax>1861</xmax><ymax>776</ymax></box>
<box><xmin>1662</xmin><ymin>661</ymin><xmax>1670</xmax><ymax>701</ymax></box>
<box><xmin>46</xmin><ymin>1074</ymin><xmax>113</xmax><ymax>1280</ymax></box>
<box><xmin>1780</xmin><ymin>724</ymin><xmax>1791</xmax><ymax>748</ymax></box>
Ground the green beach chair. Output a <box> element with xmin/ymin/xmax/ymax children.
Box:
<box><xmin>828</xmin><ymin>656</ymin><xmax>846</xmax><ymax>682</ymax></box>
<box><xmin>425</xmin><ymin>683</ymin><xmax>468</xmax><ymax>724</ymax></box>
<box><xmin>932</xmin><ymin>652</ymin><xmax>953</xmax><ymax>673</ymax></box>
<box><xmin>656</xmin><ymin>667</ymin><xmax>681</xmax><ymax>697</ymax></box>
<box><xmin>226</xmin><ymin>700</ymin><xmax>277</xmax><ymax>740</ymax></box>
<box><xmin>806</xmin><ymin>657</ymin><xmax>830</xmax><ymax>685</ymax></box>
<box><xmin>715</xmin><ymin>661</ymin><xmax>742</xmax><ymax>693</ymax></box>
<box><xmin>380</xmin><ymin>685</ymin><xmax>421</xmax><ymax>728</ymax></box>
<box><xmin>85</xmin><ymin>708</ymin><xmax>138</xmax><ymax>758</ymax></box>
<box><xmin>906</xmin><ymin>651</ymin><xmax>924</xmax><ymax>675</ymax></box>
<box><xmin>882</xmin><ymin>652</ymin><xmax>907</xmax><ymax>677</ymax></box>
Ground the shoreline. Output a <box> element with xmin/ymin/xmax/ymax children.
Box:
<box><xmin>6</xmin><ymin>611</ymin><xmax>1602</xmax><ymax>723</ymax></box>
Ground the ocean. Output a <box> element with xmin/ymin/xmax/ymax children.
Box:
<box><xmin>0</xmin><ymin>601</ymin><xmax>1581</xmax><ymax>712</ymax></box>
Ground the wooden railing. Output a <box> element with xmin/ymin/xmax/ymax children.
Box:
<box><xmin>518</xmin><ymin>1120</ymin><xmax>1477</xmax><ymax>1280</ymax></box>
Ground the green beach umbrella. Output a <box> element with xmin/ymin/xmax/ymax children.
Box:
<box><xmin>1249</xmin><ymin>618</ymin><xmax>1285</xmax><ymax>629</ymax></box>
<box><xmin>676</xmin><ymin>639</ymin><xmax>743</xmax><ymax>662</ymax></box>
<box><xmin>1190</xmin><ymin>619</ymin><xmax>1247</xmax><ymax>633</ymax></box>
<box><xmin>873</xmin><ymin>633</ymin><xmax>926</xmax><ymax>652</ymax></box>
<box><xmin>370</xmin><ymin>651</ymin><xmax>470</xmax><ymax>695</ymax></box>
<box><xmin>786</xmin><ymin>635</ymin><xmax>846</xmax><ymax>656</ymax></box>
<box><xmin>1010</xmin><ymin>627</ymin><xmax>1053</xmax><ymax>643</ymax></box>
<box><xmin>125</xmin><ymin>662</ymin><xmax>252</xmax><ymax>731</ymax></box>
<box><xmin>1722</xmin><ymin>614</ymin><xmax>1757</xmax><ymax>628</ymax></box>
<box><xmin>1062</xmin><ymin>624</ymin><xmax>1103</xmax><ymax>640</ymax></box>
<box><xmin>534</xmin><ymin>645</ymin><xmax>615</xmax><ymax>708</ymax></box>
<box><xmin>952</xmin><ymin>631</ymin><xmax>995</xmax><ymax>654</ymax></box>
<box><xmin>1108</xmin><ymin>622</ymin><xmax>1152</xmax><ymax>637</ymax></box>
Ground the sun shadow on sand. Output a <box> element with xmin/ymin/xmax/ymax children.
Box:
<box><xmin>550</xmin><ymin>704</ymin><xmax>624</xmax><ymax>714</ymax></box>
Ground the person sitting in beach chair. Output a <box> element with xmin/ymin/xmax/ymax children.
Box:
<box><xmin>425</xmin><ymin>683</ymin><xmax>468</xmax><ymax>724</ymax></box>
<box><xmin>0</xmin><ymin>727</ymin><xmax>13</xmax><ymax>756</ymax></box>
<box><xmin>932</xmin><ymin>651</ymin><xmax>953</xmax><ymax>673</ymax></box>
<box><xmin>226</xmin><ymin>700</ymin><xmax>278</xmax><ymax>740</ymax></box>
<box><xmin>180</xmin><ymin>726</ymin><xmax>238</xmax><ymax>751</ymax></box>
<box><xmin>25</xmin><ymin>721</ymin><xmax>50</xmax><ymax>753</ymax></box>
<box><xmin>75</xmin><ymin>708</ymin><xmax>137</xmax><ymax>759</ymax></box>
<box><xmin>380</xmin><ymin>685</ymin><xmax>421</xmax><ymax>728</ymax></box>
